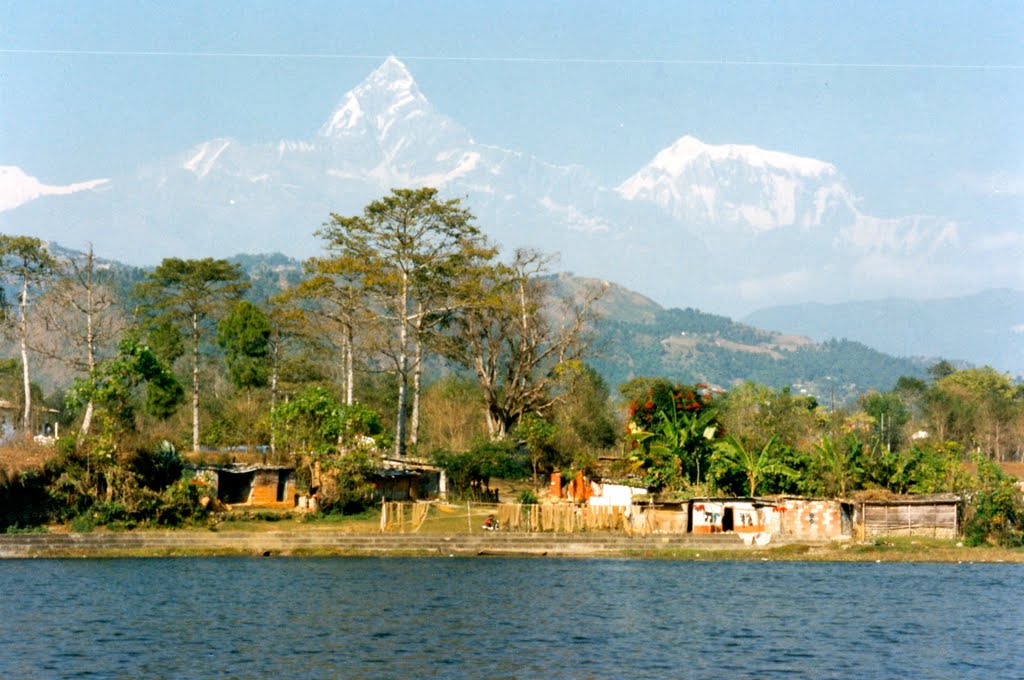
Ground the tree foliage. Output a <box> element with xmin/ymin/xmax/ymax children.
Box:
<box><xmin>316</xmin><ymin>187</ymin><xmax>494</xmax><ymax>455</ymax></box>
<box><xmin>712</xmin><ymin>434</ymin><xmax>795</xmax><ymax>497</ymax></box>
<box><xmin>443</xmin><ymin>249</ymin><xmax>599</xmax><ymax>439</ymax></box>
<box><xmin>135</xmin><ymin>257</ymin><xmax>248</xmax><ymax>450</ymax></box>
<box><xmin>625</xmin><ymin>382</ymin><xmax>719</xmax><ymax>491</ymax></box>
<box><xmin>217</xmin><ymin>300</ymin><xmax>271</xmax><ymax>390</ymax></box>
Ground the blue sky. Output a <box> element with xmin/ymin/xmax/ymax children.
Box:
<box><xmin>2</xmin><ymin>1</ymin><xmax>1022</xmax><ymax>228</ymax></box>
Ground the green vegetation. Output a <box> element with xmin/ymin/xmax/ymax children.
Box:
<box><xmin>0</xmin><ymin>188</ymin><xmax>1021</xmax><ymax>548</ymax></box>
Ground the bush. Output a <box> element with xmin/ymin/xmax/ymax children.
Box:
<box><xmin>518</xmin><ymin>489</ymin><xmax>538</xmax><ymax>504</ymax></box>
<box><xmin>125</xmin><ymin>440</ymin><xmax>183</xmax><ymax>491</ymax></box>
<box><xmin>316</xmin><ymin>450</ymin><xmax>376</xmax><ymax>515</ymax></box>
<box><xmin>0</xmin><ymin>468</ymin><xmax>56</xmax><ymax>531</ymax></box>
<box><xmin>431</xmin><ymin>439</ymin><xmax>529</xmax><ymax>500</ymax></box>
<box><xmin>963</xmin><ymin>457</ymin><xmax>1024</xmax><ymax>547</ymax></box>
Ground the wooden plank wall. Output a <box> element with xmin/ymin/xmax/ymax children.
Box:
<box><xmin>863</xmin><ymin>504</ymin><xmax>957</xmax><ymax>538</ymax></box>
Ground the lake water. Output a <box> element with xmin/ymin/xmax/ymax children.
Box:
<box><xmin>1</xmin><ymin>558</ymin><xmax>1021</xmax><ymax>679</ymax></box>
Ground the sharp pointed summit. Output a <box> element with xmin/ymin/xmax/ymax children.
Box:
<box><xmin>319</xmin><ymin>56</ymin><xmax>430</xmax><ymax>139</ymax></box>
<box><xmin>0</xmin><ymin>59</ymin><xmax>982</xmax><ymax>318</ymax></box>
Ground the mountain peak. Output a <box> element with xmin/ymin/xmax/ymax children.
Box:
<box><xmin>319</xmin><ymin>56</ymin><xmax>429</xmax><ymax>138</ymax></box>
<box><xmin>0</xmin><ymin>165</ymin><xmax>109</xmax><ymax>213</ymax></box>
<box><xmin>650</xmin><ymin>135</ymin><xmax>836</xmax><ymax>178</ymax></box>
<box><xmin>372</xmin><ymin>55</ymin><xmax>414</xmax><ymax>84</ymax></box>
<box><xmin>616</xmin><ymin>134</ymin><xmax>852</xmax><ymax>234</ymax></box>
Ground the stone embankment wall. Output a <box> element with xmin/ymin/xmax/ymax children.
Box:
<box><xmin>0</xmin><ymin>530</ymin><xmax>800</xmax><ymax>559</ymax></box>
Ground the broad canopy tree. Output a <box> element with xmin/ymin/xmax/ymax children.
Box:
<box><xmin>316</xmin><ymin>187</ymin><xmax>494</xmax><ymax>456</ymax></box>
<box><xmin>443</xmin><ymin>248</ymin><xmax>599</xmax><ymax>440</ymax></box>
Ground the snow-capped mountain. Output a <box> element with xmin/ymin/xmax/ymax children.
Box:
<box><xmin>617</xmin><ymin>135</ymin><xmax>858</xmax><ymax>235</ymax></box>
<box><xmin>0</xmin><ymin>166</ymin><xmax>109</xmax><ymax>213</ymax></box>
<box><xmin>0</xmin><ymin>56</ymin><xmax>1000</xmax><ymax>315</ymax></box>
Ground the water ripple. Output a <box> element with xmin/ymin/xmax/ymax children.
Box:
<box><xmin>0</xmin><ymin>558</ymin><xmax>1021</xmax><ymax>678</ymax></box>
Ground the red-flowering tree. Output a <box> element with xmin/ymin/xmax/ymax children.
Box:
<box><xmin>625</xmin><ymin>381</ymin><xmax>719</xmax><ymax>490</ymax></box>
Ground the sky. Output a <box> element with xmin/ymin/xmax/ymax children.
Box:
<box><xmin>1</xmin><ymin>1</ymin><xmax>1022</xmax><ymax>233</ymax></box>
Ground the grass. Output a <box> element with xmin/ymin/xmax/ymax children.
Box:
<box><xmin>633</xmin><ymin>537</ymin><xmax>1024</xmax><ymax>563</ymax></box>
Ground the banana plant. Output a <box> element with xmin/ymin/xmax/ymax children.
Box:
<box><xmin>713</xmin><ymin>434</ymin><xmax>795</xmax><ymax>497</ymax></box>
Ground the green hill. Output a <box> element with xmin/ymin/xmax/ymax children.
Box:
<box><xmin>544</xmin><ymin>272</ymin><xmax>927</xmax><ymax>403</ymax></box>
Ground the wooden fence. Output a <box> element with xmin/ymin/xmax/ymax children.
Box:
<box><xmin>380</xmin><ymin>501</ymin><xmax>643</xmax><ymax>534</ymax></box>
<box><xmin>378</xmin><ymin>501</ymin><xmax>694</xmax><ymax>534</ymax></box>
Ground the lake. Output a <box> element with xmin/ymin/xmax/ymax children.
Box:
<box><xmin>1</xmin><ymin>558</ymin><xmax>1021</xmax><ymax>678</ymax></box>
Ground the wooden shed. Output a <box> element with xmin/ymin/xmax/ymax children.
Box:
<box><xmin>191</xmin><ymin>464</ymin><xmax>296</xmax><ymax>508</ymax></box>
<box><xmin>856</xmin><ymin>494</ymin><xmax>960</xmax><ymax>539</ymax></box>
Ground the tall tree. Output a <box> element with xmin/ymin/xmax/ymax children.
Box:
<box><xmin>290</xmin><ymin>255</ymin><xmax>372</xmax><ymax>406</ymax></box>
<box><xmin>860</xmin><ymin>390</ymin><xmax>910</xmax><ymax>453</ymax></box>
<box><xmin>932</xmin><ymin>367</ymin><xmax>1019</xmax><ymax>460</ymax></box>
<box><xmin>216</xmin><ymin>300</ymin><xmax>271</xmax><ymax>452</ymax></box>
<box><xmin>34</xmin><ymin>244</ymin><xmax>126</xmax><ymax>438</ymax></box>
<box><xmin>810</xmin><ymin>433</ymin><xmax>865</xmax><ymax>497</ymax></box>
<box><xmin>70</xmin><ymin>333</ymin><xmax>184</xmax><ymax>445</ymax></box>
<box><xmin>135</xmin><ymin>258</ymin><xmax>248</xmax><ymax>451</ymax></box>
<box><xmin>718</xmin><ymin>382</ymin><xmax>821</xmax><ymax>454</ymax></box>
<box><xmin>0</xmin><ymin>235</ymin><xmax>58</xmax><ymax>438</ymax></box>
<box><xmin>316</xmin><ymin>188</ymin><xmax>492</xmax><ymax>456</ymax></box>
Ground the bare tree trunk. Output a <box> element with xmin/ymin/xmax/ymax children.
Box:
<box><xmin>345</xmin><ymin>324</ymin><xmax>355</xmax><ymax>406</ymax></box>
<box><xmin>269</xmin><ymin>337</ymin><xmax>278</xmax><ymax>457</ymax></box>
<box><xmin>191</xmin><ymin>313</ymin><xmax>200</xmax><ymax>453</ymax></box>
<box><xmin>394</xmin><ymin>272</ymin><xmax>409</xmax><ymax>457</ymax></box>
<box><xmin>411</xmin><ymin>339</ymin><xmax>422</xmax><ymax>447</ymax></box>
<box><xmin>80</xmin><ymin>246</ymin><xmax>98</xmax><ymax>438</ymax></box>
<box><xmin>410</xmin><ymin>307</ymin><xmax>425</xmax><ymax>448</ymax></box>
<box><xmin>19</xmin><ymin>277</ymin><xmax>31</xmax><ymax>439</ymax></box>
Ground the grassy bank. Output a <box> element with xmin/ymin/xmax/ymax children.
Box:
<box><xmin>627</xmin><ymin>537</ymin><xmax>1024</xmax><ymax>563</ymax></box>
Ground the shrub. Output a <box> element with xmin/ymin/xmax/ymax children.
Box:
<box><xmin>316</xmin><ymin>450</ymin><xmax>376</xmax><ymax>515</ymax></box>
<box><xmin>963</xmin><ymin>457</ymin><xmax>1024</xmax><ymax>547</ymax></box>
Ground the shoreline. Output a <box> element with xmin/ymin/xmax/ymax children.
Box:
<box><xmin>2</xmin><ymin>529</ymin><xmax>1022</xmax><ymax>562</ymax></box>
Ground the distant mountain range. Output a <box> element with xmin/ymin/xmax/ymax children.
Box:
<box><xmin>744</xmin><ymin>289</ymin><xmax>1024</xmax><ymax>377</ymax></box>
<box><xmin>3</xmin><ymin>56</ymin><xmax>1009</xmax><ymax>318</ymax></box>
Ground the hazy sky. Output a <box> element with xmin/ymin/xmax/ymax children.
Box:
<box><xmin>2</xmin><ymin>1</ymin><xmax>1022</xmax><ymax>230</ymax></box>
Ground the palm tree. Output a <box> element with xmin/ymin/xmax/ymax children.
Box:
<box><xmin>714</xmin><ymin>434</ymin><xmax>794</xmax><ymax>497</ymax></box>
<box><xmin>812</xmin><ymin>434</ymin><xmax>865</xmax><ymax>497</ymax></box>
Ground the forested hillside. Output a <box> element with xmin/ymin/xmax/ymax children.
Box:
<box><xmin>545</xmin><ymin>275</ymin><xmax>927</xmax><ymax>403</ymax></box>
